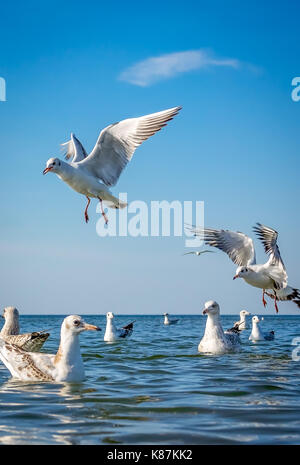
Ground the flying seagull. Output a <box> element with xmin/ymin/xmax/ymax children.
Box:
<box><xmin>190</xmin><ymin>223</ymin><xmax>300</xmax><ymax>313</ymax></box>
<box><xmin>43</xmin><ymin>106</ymin><xmax>181</xmax><ymax>224</ymax></box>
<box><xmin>183</xmin><ymin>250</ymin><xmax>215</xmax><ymax>256</ymax></box>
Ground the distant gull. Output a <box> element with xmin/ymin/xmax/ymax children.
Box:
<box><xmin>183</xmin><ymin>250</ymin><xmax>215</xmax><ymax>256</ymax></box>
<box><xmin>104</xmin><ymin>312</ymin><xmax>134</xmax><ymax>342</ymax></box>
<box><xmin>233</xmin><ymin>310</ymin><xmax>251</xmax><ymax>330</ymax></box>
<box><xmin>249</xmin><ymin>316</ymin><xmax>275</xmax><ymax>341</ymax></box>
<box><xmin>191</xmin><ymin>222</ymin><xmax>300</xmax><ymax>313</ymax></box>
<box><xmin>43</xmin><ymin>106</ymin><xmax>181</xmax><ymax>224</ymax></box>
<box><xmin>198</xmin><ymin>301</ymin><xmax>241</xmax><ymax>354</ymax></box>
<box><xmin>1</xmin><ymin>307</ymin><xmax>49</xmax><ymax>352</ymax></box>
<box><xmin>0</xmin><ymin>315</ymin><xmax>101</xmax><ymax>382</ymax></box>
<box><xmin>163</xmin><ymin>313</ymin><xmax>179</xmax><ymax>325</ymax></box>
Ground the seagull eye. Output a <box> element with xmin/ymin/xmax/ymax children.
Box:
<box><xmin>73</xmin><ymin>319</ymin><xmax>80</xmax><ymax>326</ymax></box>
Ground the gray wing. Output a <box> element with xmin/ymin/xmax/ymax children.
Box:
<box><xmin>192</xmin><ymin>227</ymin><xmax>256</xmax><ymax>266</ymax></box>
<box><xmin>253</xmin><ymin>223</ymin><xmax>287</xmax><ymax>287</ymax></box>
<box><xmin>78</xmin><ymin>107</ymin><xmax>182</xmax><ymax>186</ymax></box>
<box><xmin>61</xmin><ymin>133</ymin><xmax>88</xmax><ymax>163</ymax></box>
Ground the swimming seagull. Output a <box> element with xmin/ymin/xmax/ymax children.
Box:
<box><xmin>183</xmin><ymin>250</ymin><xmax>215</xmax><ymax>256</ymax></box>
<box><xmin>104</xmin><ymin>312</ymin><xmax>134</xmax><ymax>342</ymax></box>
<box><xmin>191</xmin><ymin>223</ymin><xmax>300</xmax><ymax>313</ymax></box>
<box><xmin>198</xmin><ymin>301</ymin><xmax>241</xmax><ymax>354</ymax></box>
<box><xmin>0</xmin><ymin>315</ymin><xmax>101</xmax><ymax>382</ymax></box>
<box><xmin>249</xmin><ymin>315</ymin><xmax>275</xmax><ymax>341</ymax></box>
<box><xmin>1</xmin><ymin>307</ymin><xmax>49</xmax><ymax>352</ymax></box>
<box><xmin>43</xmin><ymin>106</ymin><xmax>181</xmax><ymax>224</ymax></box>
<box><xmin>234</xmin><ymin>310</ymin><xmax>251</xmax><ymax>330</ymax></box>
<box><xmin>163</xmin><ymin>313</ymin><xmax>179</xmax><ymax>325</ymax></box>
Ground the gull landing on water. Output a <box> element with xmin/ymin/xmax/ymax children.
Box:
<box><xmin>0</xmin><ymin>316</ymin><xmax>101</xmax><ymax>382</ymax></box>
<box><xmin>43</xmin><ymin>107</ymin><xmax>181</xmax><ymax>224</ymax></box>
<box><xmin>191</xmin><ymin>223</ymin><xmax>300</xmax><ymax>313</ymax></box>
<box><xmin>198</xmin><ymin>301</ymin><xmax>241</xmax><ymax>354</ymax></box>
<box><xmin>104</xmin><ymin>312</ymin><xmax>134</xmax><ymax>342</ymax></box>
<box><xmin>1</xmin><ymin>307</ymin><xmax>49</xmax><ymax>352</ymax></box>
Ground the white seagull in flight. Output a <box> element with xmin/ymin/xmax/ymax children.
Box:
<box><xmin>191</xmin><ymin>223</ymin><xmax>300</xmax><ymax>313</ymax></box>
<box><xmin>43</xmin><ymin>106</ymin><xmax>181</xmax><ymax>224</ymax></box>
<box><xmin>183</xmin><ymin>250</ymin><xmax>215</xmax><ymax>256</ymax></box>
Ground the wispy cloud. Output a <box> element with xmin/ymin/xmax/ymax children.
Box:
<box><xmin>119</xmin><ymin>49</ymin><xmax>241</xmax><ymax>87</ymax></box>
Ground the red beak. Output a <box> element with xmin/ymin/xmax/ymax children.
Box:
<box><xmin>43</xmin><ymin>167</ymin><xmax>52</xmax><ymax>175</ymax></box>
<box><xmin>202</xmin><ymin>309</ymin><xmax>208</xmax><ymax>315</ymax></box>
<box><xmin>233</xmin><ymin>275</ymin><xmax>239</xmax><ymax>280</ymax></box>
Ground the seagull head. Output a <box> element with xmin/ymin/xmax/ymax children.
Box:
<box><xmin>163</xmin><ymin>313</ymin><xmax>169</xmax><ymax>316</ymax></box>
<box><xmin>106</xmin><ymin>312</ymin><xmax>114</xmax><ymax>320</ymax></box>
<box><xmin>240</xmin><ymin>309</ymin><xmax>251</xmax><ymax>316</ymax></box>
<box><xmin>233</xmin><ymin>266</ymin><xmax>251</xmax><ymax>280</ymax></box>
<box><xmin>63</xmin><ymin>315</ymin><xmax>101</xmax><ymax>334</ymax></box>
<box><xmin>202</xmin><ymin>300</ymin><xmax>220</xmax><ymax>316</ymax></box>
<box><xmin>2</xmin><ymin>306</ymin><xmax>19</xmax><ymax>320</ymax></box>
<box><xmin>43</xmin><ymin>157</ymin><xmax>62</xmax><ymax>175</ymax></box>
<box><xmin>252</xmin><ymin>315</ymin><xmax>260</xmax><ymax>324</ymax></box>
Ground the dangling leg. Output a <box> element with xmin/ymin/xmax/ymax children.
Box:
<box><xmin>98</xmin><ymin>197</ymin><xmax>108</xmax><ymax>224</ymax></box>
<box><xmin>84</xmin><ymin>197</ymin><xmax>91</xmax><ymax>223</ymax></box>
<box><xmin>262</xmin><ymin>289</ymin><xmax>267</xmax><ymax>307</ymax></box>
<box><xmin>274</xmin><ymin>292</ymin><xmax>279</xmax><ymax>313</ymax></box>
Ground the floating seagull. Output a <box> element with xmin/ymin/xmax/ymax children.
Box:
<box><xmin>183</xmin><ymin>250</ymin><xmax>215</xmax><ymax>256</ymax></box>
<box><xmin>249</xmin><ymin>316</ymin><xmax>275</xmax><ymax>341</ymax></box>
<box><xmin>43</xmin><ymin>107</ymin><xmax>181</xmax><ymax>224</ymax></box>
<box><xmin>1</xmin><ymin>307</ymin><xmax>49</xmax><ymax>352</ymax></box>
<box><xmin>0</xmin><ymin>315</ymin><xmax>101</xmax><ymax>382</ymax></box>
<box><xmin>191</xmin><ymin>223</ymin><xmax>300</xmax><ymax>313</ymax></box>
<box><xmin>104</xmin><ymin>312</ymin><xmax>134</xmax><ymax>342</ymax></box>
<box><xmin>163</xmin><ymin>313</ymin><xmax>179</xmax><ymax>325</ymax></box>
<box><xmin>233</xmin><ymin>310</ymin><xmax>251</xmax><ymax>330</ymax></box>
<box><xmin>198</xmin><ymin>301</ymin><xmax>241</xmax><ymax>354</ymax></box>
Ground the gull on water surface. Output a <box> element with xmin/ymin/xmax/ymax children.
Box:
<box><xmin>163</xmin><ymin>313</ymin><xmax>179</xmax><ymax>325</ymax></box>
<box><xmin>0</xmin><ymin>315</ymin><xmax>101</xmax><ymax>382</ymax></box>
<box><xmin>198</xmin><ymin>301</ymin><xmax>241</xmax><ymax>354</ymax></box>
<box><xmin>249</xmin><ymin>316</ymin><xmax>275</xmax><ymax>341</ymax></box>
<box><xmin>1</xmin><ymin>307</ymin><xmax>49</xmax><ymax>352</ymax></box>
<box><xmin>191</xmin><ymin>223</ymin><xmax>300</xmax><ymax>313</ymax></box>
<box><xmin>43</xmin><ymin>106</ymin><xmax>181</xmax><ymax>224</ymax></box>
<box><xmin>233</xmin><ymin>310</ymin><xmax>251</xmax><ymax>331</ymax></box>
<box><xmin>104</xmin><ymin>312</ymin><xmax>134</xmax><ymax>342</ymax></box>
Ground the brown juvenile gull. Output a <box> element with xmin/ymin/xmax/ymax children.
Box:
<box><xmin>1</xmin><ymin>307</ymin><xmax>49</xmax><ymax>352</ymax></box>
<box><xmin>43</xmin><ymin>106</ymin><xmax>182</xmax><ymax>224</ymax></box>
<box><xmin>0</xmin><ymin>315</ymin><xmax>101</xmax><ymax>382</ymax></box>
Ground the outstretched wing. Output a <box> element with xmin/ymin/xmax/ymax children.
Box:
<box><xmin>3</xmin><ymin>331</ymin><xmax>49</xmax><ymax>352</ymax></box>
<box><xmin>61</xmin><ymin>133</ymin><xmax>88</xmax><ymax>163</ymax></box>
<box><xmin>191</xmin><ymin>227</ymin><xmax>256</xmax><ymax>266</ymax></box>
<box><xmin>78</xmin><ymin>106</ymin><xmax>182</xmax><ymax>186</ymax></box>
<box><xmin>253</xmin><ymin>223</ymin><xmax>287</xmax><ymax>287</ymax></box>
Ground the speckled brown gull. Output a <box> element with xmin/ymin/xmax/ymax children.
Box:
<box><xmin>0</xmin><ymin>315</ymin><xmax>101</xmax><ymax>382</ymax></box>
<box><xmin>1</xmin><ymin>307</ymin><xmax>49</xmax><ymax>352</ymax></box>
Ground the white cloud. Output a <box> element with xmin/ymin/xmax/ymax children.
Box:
<box><xmin>119</xmin><ymin>49</ymin><xmax>241</xmax><ymax>87</ymax></box>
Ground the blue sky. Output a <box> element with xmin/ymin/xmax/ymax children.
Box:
<box><xmin>0</xmin><ymin>0</ymin><xmax>299</xmax><ymax>315</ymax></box>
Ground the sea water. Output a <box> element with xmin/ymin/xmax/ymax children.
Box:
<box><xmin>0</xmin><ymin>314</ymin><xmax>299</xmax><ymax>445</ymax></box>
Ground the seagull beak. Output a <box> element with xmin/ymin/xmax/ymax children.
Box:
<box><xmin>83</xmin><ymin>323</ymin><xmax>101</xmax><ymax>331</ymax></box>
<box><xmin>233</xmin><ymin>275</ymin><xmax>239</xmax><ymax>280</ymax></box>
<box><xmin>43</xmin><ymin>167</ymin><xmax>52</xmax><ymax>175</ymax></box>
<box><xmin>202</xmin><ymin>309</ymin><xmax>208</xmax><ymax>315</ymax></box>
